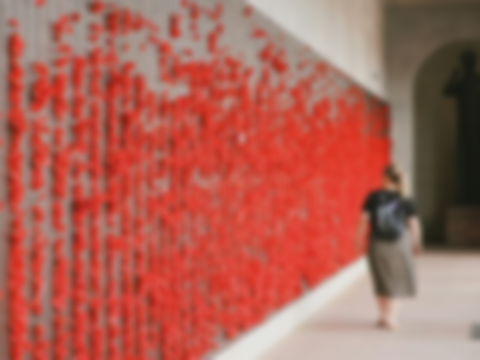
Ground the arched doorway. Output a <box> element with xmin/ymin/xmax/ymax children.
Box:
<box><xmin>414</xmin><ymin>40</ymin><xmax>480</xmax><ymax>246</ymax></box>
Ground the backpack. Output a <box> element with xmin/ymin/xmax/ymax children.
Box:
<box><xmin>375</xmin><ymin>198</ymin><xmax>405</xmax><ymax>239</ymax></box>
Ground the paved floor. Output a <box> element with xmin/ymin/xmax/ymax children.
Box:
<box><xmin>262</xmin><ymin>251</ymin><xmax>480</xmax><ymax>360</ymax></box>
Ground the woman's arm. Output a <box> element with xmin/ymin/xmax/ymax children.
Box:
<box><xmin>356</xmin><ymin>211</ymin><xmax>370</xmax><ymax>253</ymax></box>
<box><xmin>407</xmin><ymin>216</ymin><xmax>423</xmax><ymax>254</ymax></box>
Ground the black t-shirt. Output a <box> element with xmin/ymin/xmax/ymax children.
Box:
<box><xmin>363</xmin><ymin>189</ymin><xmax>417</xmax><ymax>239</ymax></box>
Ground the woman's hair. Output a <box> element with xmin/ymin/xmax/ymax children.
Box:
<box><xmin>384</xmin><ymin>164</ymin><xmax>408</xmax><ymax>197</ymax></box>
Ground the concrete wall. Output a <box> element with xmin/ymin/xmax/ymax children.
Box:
<box><xmin>386</xmin><ymin>4</ymin><xmax>480</xmax><ymax>190</ymax></box>
<box><xmin>248</xmin><ymin>0</ymin><xmax>386</xmax><ymax>98</ymax></box>
<box><xmin>0</xmin><ymin>0</ymin><xmax>390</xmax><ymax>358</ymax></box>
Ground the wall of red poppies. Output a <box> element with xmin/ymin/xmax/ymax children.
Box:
<box><xmin>1</xmin><ymin>0</ymin><xmax>390</xmax><ymax>359</ymax></box>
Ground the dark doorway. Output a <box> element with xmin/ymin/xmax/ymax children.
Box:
<box><xmin>414</xmin><ymin>41</ymin><xmax>480</xmax><ymax>246</ymax></box>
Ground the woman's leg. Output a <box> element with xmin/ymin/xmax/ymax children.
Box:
<box><xmin>377</xmin><ymin>296</ymin><xmax>399</xmax><ymax>329</ymax></box>
<box><xmin>385</xmin><ymin>297</ymin><xmax>399</xmax><ymax>328</ymax></box>
<box><xmin>376</xmin><ymin>296</ymin><xmax>387</xmax><ymax>322</ymax></box>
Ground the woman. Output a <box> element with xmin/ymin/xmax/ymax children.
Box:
<box><xmin>356</xmin><ymin>164</ymin><xmax>423</xmax><ymax>330</ymax></box>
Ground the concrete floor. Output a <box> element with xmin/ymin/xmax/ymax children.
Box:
<box><xmin>262</xmin><ymin>251</ymin><xmax>480</xmax><ymax>360</ymax></box>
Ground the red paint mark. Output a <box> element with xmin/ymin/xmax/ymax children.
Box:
<box><xmin>252</xmin><ymin>27</ymin><xmax>267</xmax><ymax>38</ymax></box>
<box><xmin>244</xmin><ymin>5</ymin><xmax>254</xmax><ymax>18</ymax></box>
<box><xmin>90</xmin><ymin>1</ymin><xmax>106</xmax><ymax>14</ymax></box>
<box><xmin>170</xmin><ymin>13</ymin><xmax>182</xmax><ymax>38</ymax></box>
<box><xmin>8</xmin><ymin>18</ymin><xmax>19</xmax><ymax>28</ymax></box>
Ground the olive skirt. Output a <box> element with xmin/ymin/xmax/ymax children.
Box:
<box><xmin>368</xmin><ymin>236</ymin><xmax>417</xmax><ymax>297</ymax></box>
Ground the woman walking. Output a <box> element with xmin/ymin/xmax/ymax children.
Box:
<box><xmin>357</xmin><ymin>164</ymin><xmax>423</xmax><ymax>330</ymax></box>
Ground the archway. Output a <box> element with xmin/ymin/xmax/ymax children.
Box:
<box><xmin>414</xmin><ymin>40</ymin><xmax>480</xmax><ymax>246</ymax></box>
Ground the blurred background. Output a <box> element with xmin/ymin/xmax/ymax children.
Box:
<box><xmin>0</xmin><ymin>0</ymin><xmax>479</xmax><ymax>359</ymax></box>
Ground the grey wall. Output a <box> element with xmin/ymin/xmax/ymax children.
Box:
<box><xmin>0</xmin><ymin>0</ymin><xmax>388</xmax><ymax>358</ymax></box>
<box><xmin>249</xmin><ymin>0</ymin><xmax>387</xmax><ymax>98</ymax></box>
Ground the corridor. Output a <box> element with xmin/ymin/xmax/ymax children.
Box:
<box><xmin>262</xmin><ymin>252</ymin><xmax>480</xmax><ymax>360</ymax></box>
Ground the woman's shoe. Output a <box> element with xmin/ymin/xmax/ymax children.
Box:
<box><xmin>377</xmin><ymin>318</ymin><xmax>399</xmax><ymax>331</ymax></box>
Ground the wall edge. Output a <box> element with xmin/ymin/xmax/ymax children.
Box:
<box><xmin>209</xmin><ymin>257</ymin><xmax>368</xmax><ymax>360</ymax></box>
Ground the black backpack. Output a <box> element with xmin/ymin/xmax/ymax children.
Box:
<box><xmin>375</xmin><ymin>198</ymin><xmax>405</xmax><ymax>239</ymax></box>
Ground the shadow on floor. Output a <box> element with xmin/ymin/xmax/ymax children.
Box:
<box><xmin>302</xmin><ymin>319</ymin><xmax>380</xmax><ymax>333</ymax></box>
